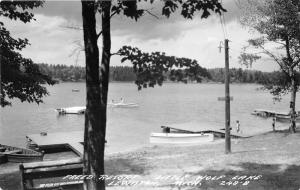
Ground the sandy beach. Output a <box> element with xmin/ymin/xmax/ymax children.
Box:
<box><xmin>1</xmin><ymin>128</ymin><xmax>300</xmax><ymax>190</ymax></box>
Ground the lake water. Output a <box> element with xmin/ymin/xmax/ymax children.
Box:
<box><xmin>0</xmin><ymin>82</ymin><xmax>299</xmax><ymax>153</ymax></box>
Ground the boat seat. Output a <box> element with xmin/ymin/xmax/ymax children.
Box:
<box><xmin>2</xmin><ymin>150</ymin><xmax>22</xmax><ymax>154</ymax></box>
<box><xmin>20</xmin><ymin>158</ymin><xmax>83</xmax><ymax>190</ymax></box>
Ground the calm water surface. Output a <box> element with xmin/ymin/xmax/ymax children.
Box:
<box><xmin>0</xmin><ymin>82</ymin><xmax>299</xmax><ymax>153</ymax></box>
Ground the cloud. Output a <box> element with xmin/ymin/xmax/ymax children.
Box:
<box><xmin>3</xmin><ymin>14</ymin><xmax>83</xmax><ymax>65</ymax></box>
<box><xmin>33</xmin><ymin>0</ymin><xmax>242</xmax><ymax>42</ymax></box>
<box><xmin>3</xmin><ymin>0</ymin><xmax>279</xmax><ymax>72</ymax></box>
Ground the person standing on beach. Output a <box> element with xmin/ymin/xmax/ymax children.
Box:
<box><xmin>236</xmin><ymin>120</ymin><xmax>240</xmax><ymax>133</ymax></box>
<box><xmin>272</xmin><ymin>117</ymin><xmax>276</xmax><ymax>131</ymax></box>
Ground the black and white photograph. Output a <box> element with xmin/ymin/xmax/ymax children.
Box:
<box><xmin>1</xmin><ymin>0</ymin><xmax>300</xmax><ymax>189</ymax></box>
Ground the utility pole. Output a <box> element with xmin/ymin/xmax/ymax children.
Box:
<box><xmin>224</xmin><ymin>39</ymin><xmax>231</xmax><ymax>154</ymax></box>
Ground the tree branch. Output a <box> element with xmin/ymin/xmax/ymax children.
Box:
<box><xmin>110</xmin><ymin>52</ymin><xmax>120</xmax><ymax>56</ymax></box>
<box><xmin>144</xmin><ymin>9</ymin><xmax>160</xmax><ymax>19</ymax></box>
<box><xmin>60</xmin><ymin>25</ymin><xmax>83</xmax><ymax>30</ymax></box>
<box><xmin>97</xmin><ymin>10</ymin><xmax>119</xmax><ymax>39</ymax></box>
<box><xmin>257</xmin><ymin>44</ymin><xmax>290</xmax><ymax>76</ymax></box>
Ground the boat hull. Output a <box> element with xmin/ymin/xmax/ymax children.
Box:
<box><xmin>150</xmin><ymin>133</ymin><xmax>214</xmax><ymax>144</ymax></box>
<box><xmin>0</xmin><ymin>144</ymin><xmax>44</xmax><ymax>163</ymax></box>
<box><xmin>108</xmin><ymin>103</ymin><xmax>139</xmax><ymax>108</ymax></box>
<box><xmin>275</xmin><ymin>115</ymin><xmax>300</xmax><ymax>123</ymax></box>
<box><xmin>6</xmin><ymin>154</ymin><xmax>44</xmax><ymax>163</ymax></box>
<box><xmin>56</xmin><ymin>106</ymin><xmax>86</xmax><ymax>114</ymax></box>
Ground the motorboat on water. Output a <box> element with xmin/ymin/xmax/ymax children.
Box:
<box><xmin>108</xmin><ymin>99</ymin><xmax>139</xmax><ymax>108</ymax></box>
<box><xmin>108</xmin><ymin>102</ymin><xmax>139</xmax><ymax>108</ymax></box>
<box><xmin>56</xmin><ymin>106</ymin><xmax>86</xmax><ymax>114</ymax></box>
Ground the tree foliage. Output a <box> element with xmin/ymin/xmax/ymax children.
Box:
<box><xmin>239</xmin><ymin>0</ymin><xmax>300</xmax><ymax>98</ymax></box>
<box><xmin>118</xmin><ymin>46</ymin><xmax>209</xmax><ymax>89</ymax></box>
<box><xmin>0</xmin><ymin>1</ymin><xmax>55</xmax><ymax>107</ymax></box>
<box><xmin>80</xmin><ymin>0</ymin><xmax>226</xmax><ymax>189</ymax></box>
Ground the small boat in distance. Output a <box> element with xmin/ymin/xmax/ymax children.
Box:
<box><xmin>56</xmin><ymin>106</ymin><xmax>86</xmax><ymax>114</ymax></box>
<box><xmin>72</xmin><ymin>89</ymin><xmax>80</xmax><ymax>92</ymax></box>
<box><xmin>108</xmin><ymin>102</ymin><xmax>139</xmax><ymax>108</ymax></box>
<box><xmin>0</xmin><ymin>144</ymin><xmax>44</xmax><ymax>163</ymax></box>
<box><xmin>108</xmin><ymin>98</ymin><xmax>139</xmax><ymax>108</ymax></box>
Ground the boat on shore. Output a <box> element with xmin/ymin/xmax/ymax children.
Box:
<box><xmin>252</xmin><ymin>109</ymin><xmax>300</xmax><ymax>123</ymax></box>
<box><xmin>56</xmin><ymin>106</ymin><xmax>86</xmax><ymax>114</ymax></box>
<box><xmin>0</xmin><ymin>144</ymin><xmax>44</xmax><ymax>163</ymax></box>
<box><xmin>150</xmin><ymin>124</ymin><xmax>215</xmax><ymax>144</ymax></box>
<box><xmin>275</xmin><ymin>115</ymin><xmax>300</xmax><ymax>123</ymax></box>
<box><xmin>150</xmin><ymin>132</ymin><xmax>214</xmax><ymax>144</ymax></box>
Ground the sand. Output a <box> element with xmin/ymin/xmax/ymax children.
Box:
<box><xmin>1</xmin><ymin>128</ymin><xmax>300</xmax><ymax>190</ymax></box>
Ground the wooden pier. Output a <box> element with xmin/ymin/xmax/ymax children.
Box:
<box><xmin>26</xmin><ymin>131</ymin><xmax>84</xmax><ymax>157</ymax></box>
<box><xmin>164</xmin><ymin>122</ymin><xmax>252</xmax><ymax>138</ymax></box>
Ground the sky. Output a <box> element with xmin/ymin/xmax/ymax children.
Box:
<box><xmin>4</xmin><ymin>0</ymin><xmax>280</xmax><ymax>72</ymax></box>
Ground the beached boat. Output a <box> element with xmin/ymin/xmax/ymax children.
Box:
<box><xmin>56</xmin><ymin>106</ymin><xmax>86</xmax><ymax>114</ymax></box>
<box><xmin>150</xmin><ymin>132</ymin><xmax>214</xmax><ymax>144</ymax></box>
<box><xmin>0</xmin><ymin>144</ymin><xmax>44</xmax><ymax>163</ymax></box>
<box><xmin>251</xmin><ymin>109</ymin><xmax>297</xmax><ymax>118</ymax></box>
<box><xmin>150</xmin><ymin>123</ymin><xmax>216</xmax><ymax>144</ymax></box>
<box><xmin>275</xmin><ymin>115</ymin><xmax>300</xmax><ymax>123</ymax></box>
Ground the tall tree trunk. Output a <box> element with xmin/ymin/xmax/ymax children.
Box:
<box><xmin>81</xmin><ymin>1</ymin><xmax>106</xmax><ymax>190</ymax></box>
<box><xmin>100</xmin><ymin>1</ymin><xmax>111</xmax><ymax>106</ymax></box>
<box><xmin>289</xmin><ymin>74</ymin><xmax>297</xmax><ymax>133</ymax></box>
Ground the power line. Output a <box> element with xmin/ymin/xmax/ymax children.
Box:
<box><xmin>219</xmin><ymin>0</ymin><xmax>229</xmax><ymax>39</ymax></box>
<box><xmin>219</xmin><ymin>14</ymin><xmax>227</xmax><ymax>39</ymax></box>
<box><xmin>222</xmin><ymin>14</ymin><xmax>229</xmax><ymax>38</ymax></box>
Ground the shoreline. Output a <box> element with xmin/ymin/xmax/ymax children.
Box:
<box><xmin>1</xmin><ymin>128</ymin><xmax>300</xmax><ymax>189</ymax></box>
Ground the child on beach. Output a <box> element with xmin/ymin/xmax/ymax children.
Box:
<box><xmin>272</xmin><ymin>117</ymin><xmax>276</xmax><ymax>131</ymax></box>
<box><xmin>236</xmin><ymin>120</ymin><xmax>240</xmax><ymax>133</ymax></box>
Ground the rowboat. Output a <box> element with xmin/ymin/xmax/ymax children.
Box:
<box><xmin>150</xmin><ymin>132</ymin><xmax>214</xmax><ymax>144</ymax></box>
<box><xmin>56</xmin><ymin>106</ymin><xmax>86</xmax><ymax>114</ymax></box>
<box><xmin>0</xmin><ymin>144</ymin><xmax>44</xmax><ymax>163</ymax></box>
<box><xmin>275</xmin><ymin>115</ymin><xmax>300</xmax><ymax>123</ymax></box>
<box><xmin>149</xmin><ymin>123</ymin><xmax>217</xmax><ymax>144</ymax></box>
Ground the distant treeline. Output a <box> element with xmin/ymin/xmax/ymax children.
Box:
<box><xmin>38</xmin><ymin>63</ymin><xmax>273</xmax><ymax>84</ymax></box>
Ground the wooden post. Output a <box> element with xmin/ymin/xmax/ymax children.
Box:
<box><xmin>224</xmin><ymin>39</ymin><xmax>231</xmax><ymax>154</ymax></box>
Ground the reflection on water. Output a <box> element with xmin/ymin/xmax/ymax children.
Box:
<box><xmin>0</xmin><ymin>82</ymin><xmax>299</xmax><ymax>153</ymax></box>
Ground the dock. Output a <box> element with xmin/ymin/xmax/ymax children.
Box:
<box><xmin>26</xmin><ymin>131</ymin><xmax>84</xmax><ymax>157</ymax></box>
<box><xmin>164</xmin><ymin>122</ymin><xmax>252</xmax><ymax>138</ymax></box>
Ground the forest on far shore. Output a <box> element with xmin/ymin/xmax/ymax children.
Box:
<box><xmin>38</xmin><ymin>63</ymin><xmax>279</xmax><ymax>84</ymax></box>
